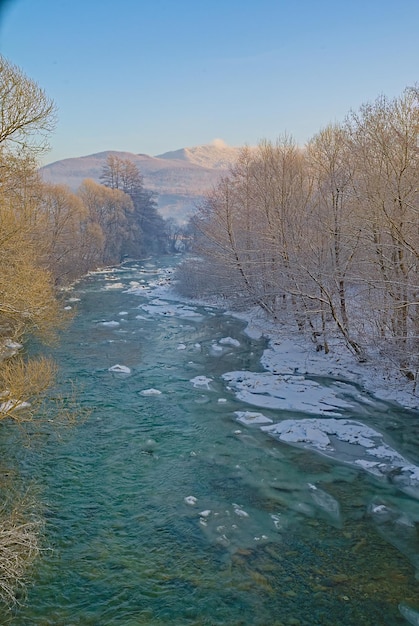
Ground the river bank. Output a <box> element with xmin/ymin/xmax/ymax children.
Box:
<box><xmin>228</xmin><ymin>305</ymin><xmax>419</xmax><ymax>412</ymax></box>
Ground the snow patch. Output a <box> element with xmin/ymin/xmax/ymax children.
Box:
<box><xmin>190</xmin><ymin>376</ymin><xmax>213</xmax><ymax>390</ymax></box>
<box><xmin>139</xmin><ymin>388</ymin><xmax>162</xmax><ymax>396</ymax></box>
<box><xmin>108</xmin><ymin>364</ymin><xmax>131</xmax><ymax>374</ymax></box>
<box><xmin>234</xmin><ymin>411</ymin><xmax>273</xmax><ymax>425</ymax></box>
<box><xmin>219</xmin><ymin>336</ymin><xmax>241</xmax><ymax>347</ymax></box>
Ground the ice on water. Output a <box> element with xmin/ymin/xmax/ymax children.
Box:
<box><xmin>219</xmin><ymin>336</ymin><xmax>241</xmax><ymax>347</ymax></box>
<box><xmin>139</xmin><ymin>388</ymin><xmax>162</xmax><ymax>396</ymax></box>
<box><xmin>140</xmin><ymin>299</ymin><xmax>203</xmax><ymax>320</ymax></box>
<box><xmin>190</xmin><ymin>376</ymin><xmax>213</xmax><ymax>390</ymax></box>
<box><xmin>223</xmin><ymin>370</ymin><xmax>351</xmax><ymax>414</ymax></box>
<box><xmin>261</xmin><ymin>417</ymin><xmax>419</xmax><ymax>496</ymax></box>
<box><xmin>100</xmin><ymin>320</ymin><xmax>120</xmax><ymax>328</ymax></box>
<box><xmin>108</xmin><ymin>364</ymin><xmax>131</xmax><ymax>374</ymax></box>
<box><xmin>234</xmin><ymin>411</ymin><xmax>273</xmax><ymax>426</ymax></box>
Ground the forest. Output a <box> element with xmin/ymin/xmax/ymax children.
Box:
<box><xmin>177</xmin><ymin>88</ymin><xmax>419</xmax><ymax>383</ymax></box>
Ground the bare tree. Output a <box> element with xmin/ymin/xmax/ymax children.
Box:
<box><xmin>0</xmin><ymin>55</ymin><xmax>56</xmax><ymax>153</ymax></box>
<box><xmin>345</xmin><ymin>89</ymin><xmax>419</xmax><ymax>375</ymax></box>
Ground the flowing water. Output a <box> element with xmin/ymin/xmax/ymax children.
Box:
<box><xmin>4</xmin><ymin>257</ymin><xmax>419</xmax><ymax>625</ymax></box>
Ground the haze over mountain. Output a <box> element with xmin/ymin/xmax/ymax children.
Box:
<box><xmin>40</xmin><ymin>140</ymin><xmax>243</xmax><ymax>223</ymax></box>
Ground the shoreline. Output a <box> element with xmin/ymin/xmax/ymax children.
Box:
<box><xmin>227</xmin><ymin>305</ymin><xmax>419</xmax><ymax>413</ymax></box>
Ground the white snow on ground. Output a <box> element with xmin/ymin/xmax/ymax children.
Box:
<box><xmin>0</xmin><ymin>399</ymin><xmax>31</xmax><ymax>413</ymax></box>
<box><xmin>231</xmin><ymin>306</ymin><xmax>419</xmax><ymax>411</ymax></box>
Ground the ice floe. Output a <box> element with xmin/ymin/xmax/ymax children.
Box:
<box><xmin>139</xmin><ymin>388</ymin><xmax>162</xmax><ymax>396</ymax></box>
<box><xmin>184</xmin><ymin>496</ymin><xmax>197</xmax><ymax>505</ymax></box>
<box><xmin>100</xmin><ymin>320</ymin><xmax>120</xmax><ymax>328</ymax></box>
<box><xmin>190</xmin><ymin>376</ymin><xmax>213</xmax><ymax>390</ymax></box>
<box><xmin>124</xmin><ymin>281</ymin><xmax>151</xmax><ymax>294</ymax></box>
<box><xmin>139</xmin><ymin>299</ymin><xmax>203</xmax><ymax>319</ymax></box>
<box><xmin>108</xmin><ymin>364</ymin><xmax>131</xmax><ymax>374</ymax></box>
<box><xmin>261</xmin><ymin>417</ymin><xmax>419</xmax><ymax>496</ymax></box>
<box><xmin>219</xmin><ymin>337</ymin><xmax>241</xmax><ymax>347</ymax></box>
<box><xmin>222</xmin><ymin>370</ymin><xmax>352</xmax><ymax>415</ymax></box>
<box><xmin>234</xmin><ymin>411</ymin><xmax>273</xmax><ymax>426</ymax></box>
<box><xmin>233</xmin><ymin>503</ymin><xmax>249</xmax><ymax>518</ymax></box>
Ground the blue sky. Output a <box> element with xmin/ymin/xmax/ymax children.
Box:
<box><xmin>0</xmin><ymin>0</ymin><xmax>418</xmax><ymax>164</ymax></box>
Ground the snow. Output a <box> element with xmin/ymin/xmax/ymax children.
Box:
<box><xmin>139</xmin><ymin>388</ymin><xmax>162</xmax><ymax>396</ymax></box>
<box><xmin>222</xmin><ymin>370</ymin><xmax>351</xmax><ymax>415</ymax></box>
<box><xmin>234</xmin><ymin>411</ymin><xmax>273</xmax><ymax>426</ymax></box>
<box><xmin>232</xmin><ymin>306</ymin><xmax>419</xmax><ymax>411</ymax></box>
<box><xmin>262</xmin><ymin>417</ymin><xmax>380</xmax><ymax>450</ymax></box>
<box><xmin>233</xmin><ymin>504</ymin><xmax>249</xmax><ymax>518</ymax></box>
<box><xmin>0</xmin><ymin>399</ymin><xmax>31</xmax><ymax>413</ymax></box>
<box><xmin>219</xmin><ymin>336</ymin><xmax>241</xmax><ymax>347</ymax></box>
<box><xmin>139</xmin><ymin>299</ymin><xmax>203</xmax><ymax>319</ymax></box>
<box><xmin>0</xmin><ymin>340</ymin><xmax>22</xmax><ymax>358</ymax></box>
<box><xmin>259</xmin><ymin>417</ymin><xmax>419</xmax><ymax>497</ymax></box>
<box><xmin>190</xmin><ymin>376</ymin><xmax>213</xmax><ymax>389</ymax></box>
<box><xmin>108</xmin><ymin>364</ymin><xmax>131</xmax><ymax>374</ymax></box>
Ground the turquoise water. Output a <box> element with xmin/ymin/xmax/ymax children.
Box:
<box><xmin>3</xmin><ymin>258</ymin><xmax>419</xmax><ymax>625</ymax></box>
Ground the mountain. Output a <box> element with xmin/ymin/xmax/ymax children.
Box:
<box><xmin>40</xmin><ymin>142</ymin><xmax>243</xmax><ymax>223</ymax></box>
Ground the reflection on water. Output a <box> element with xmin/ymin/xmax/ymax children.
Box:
<box><xmin>3</xmin><ymin>258</ymin><xmax>419</xmax><ymax>625</ymax></box>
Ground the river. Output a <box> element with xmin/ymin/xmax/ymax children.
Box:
<box><xmin>4</xmin><ymin>257</ymin><xmax>419</xmax><ymax>625</ymax></box>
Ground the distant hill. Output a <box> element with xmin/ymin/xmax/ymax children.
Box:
<box><xmin>40</xmin><ymin>142</ymin><xmax>243</xmax><ymax>223</ymax></box>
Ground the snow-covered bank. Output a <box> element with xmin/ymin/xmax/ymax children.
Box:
<box><xmin>230</xmin><ymin>306</ymin><xmax>419</xmax><ymax>413</ymax></box>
